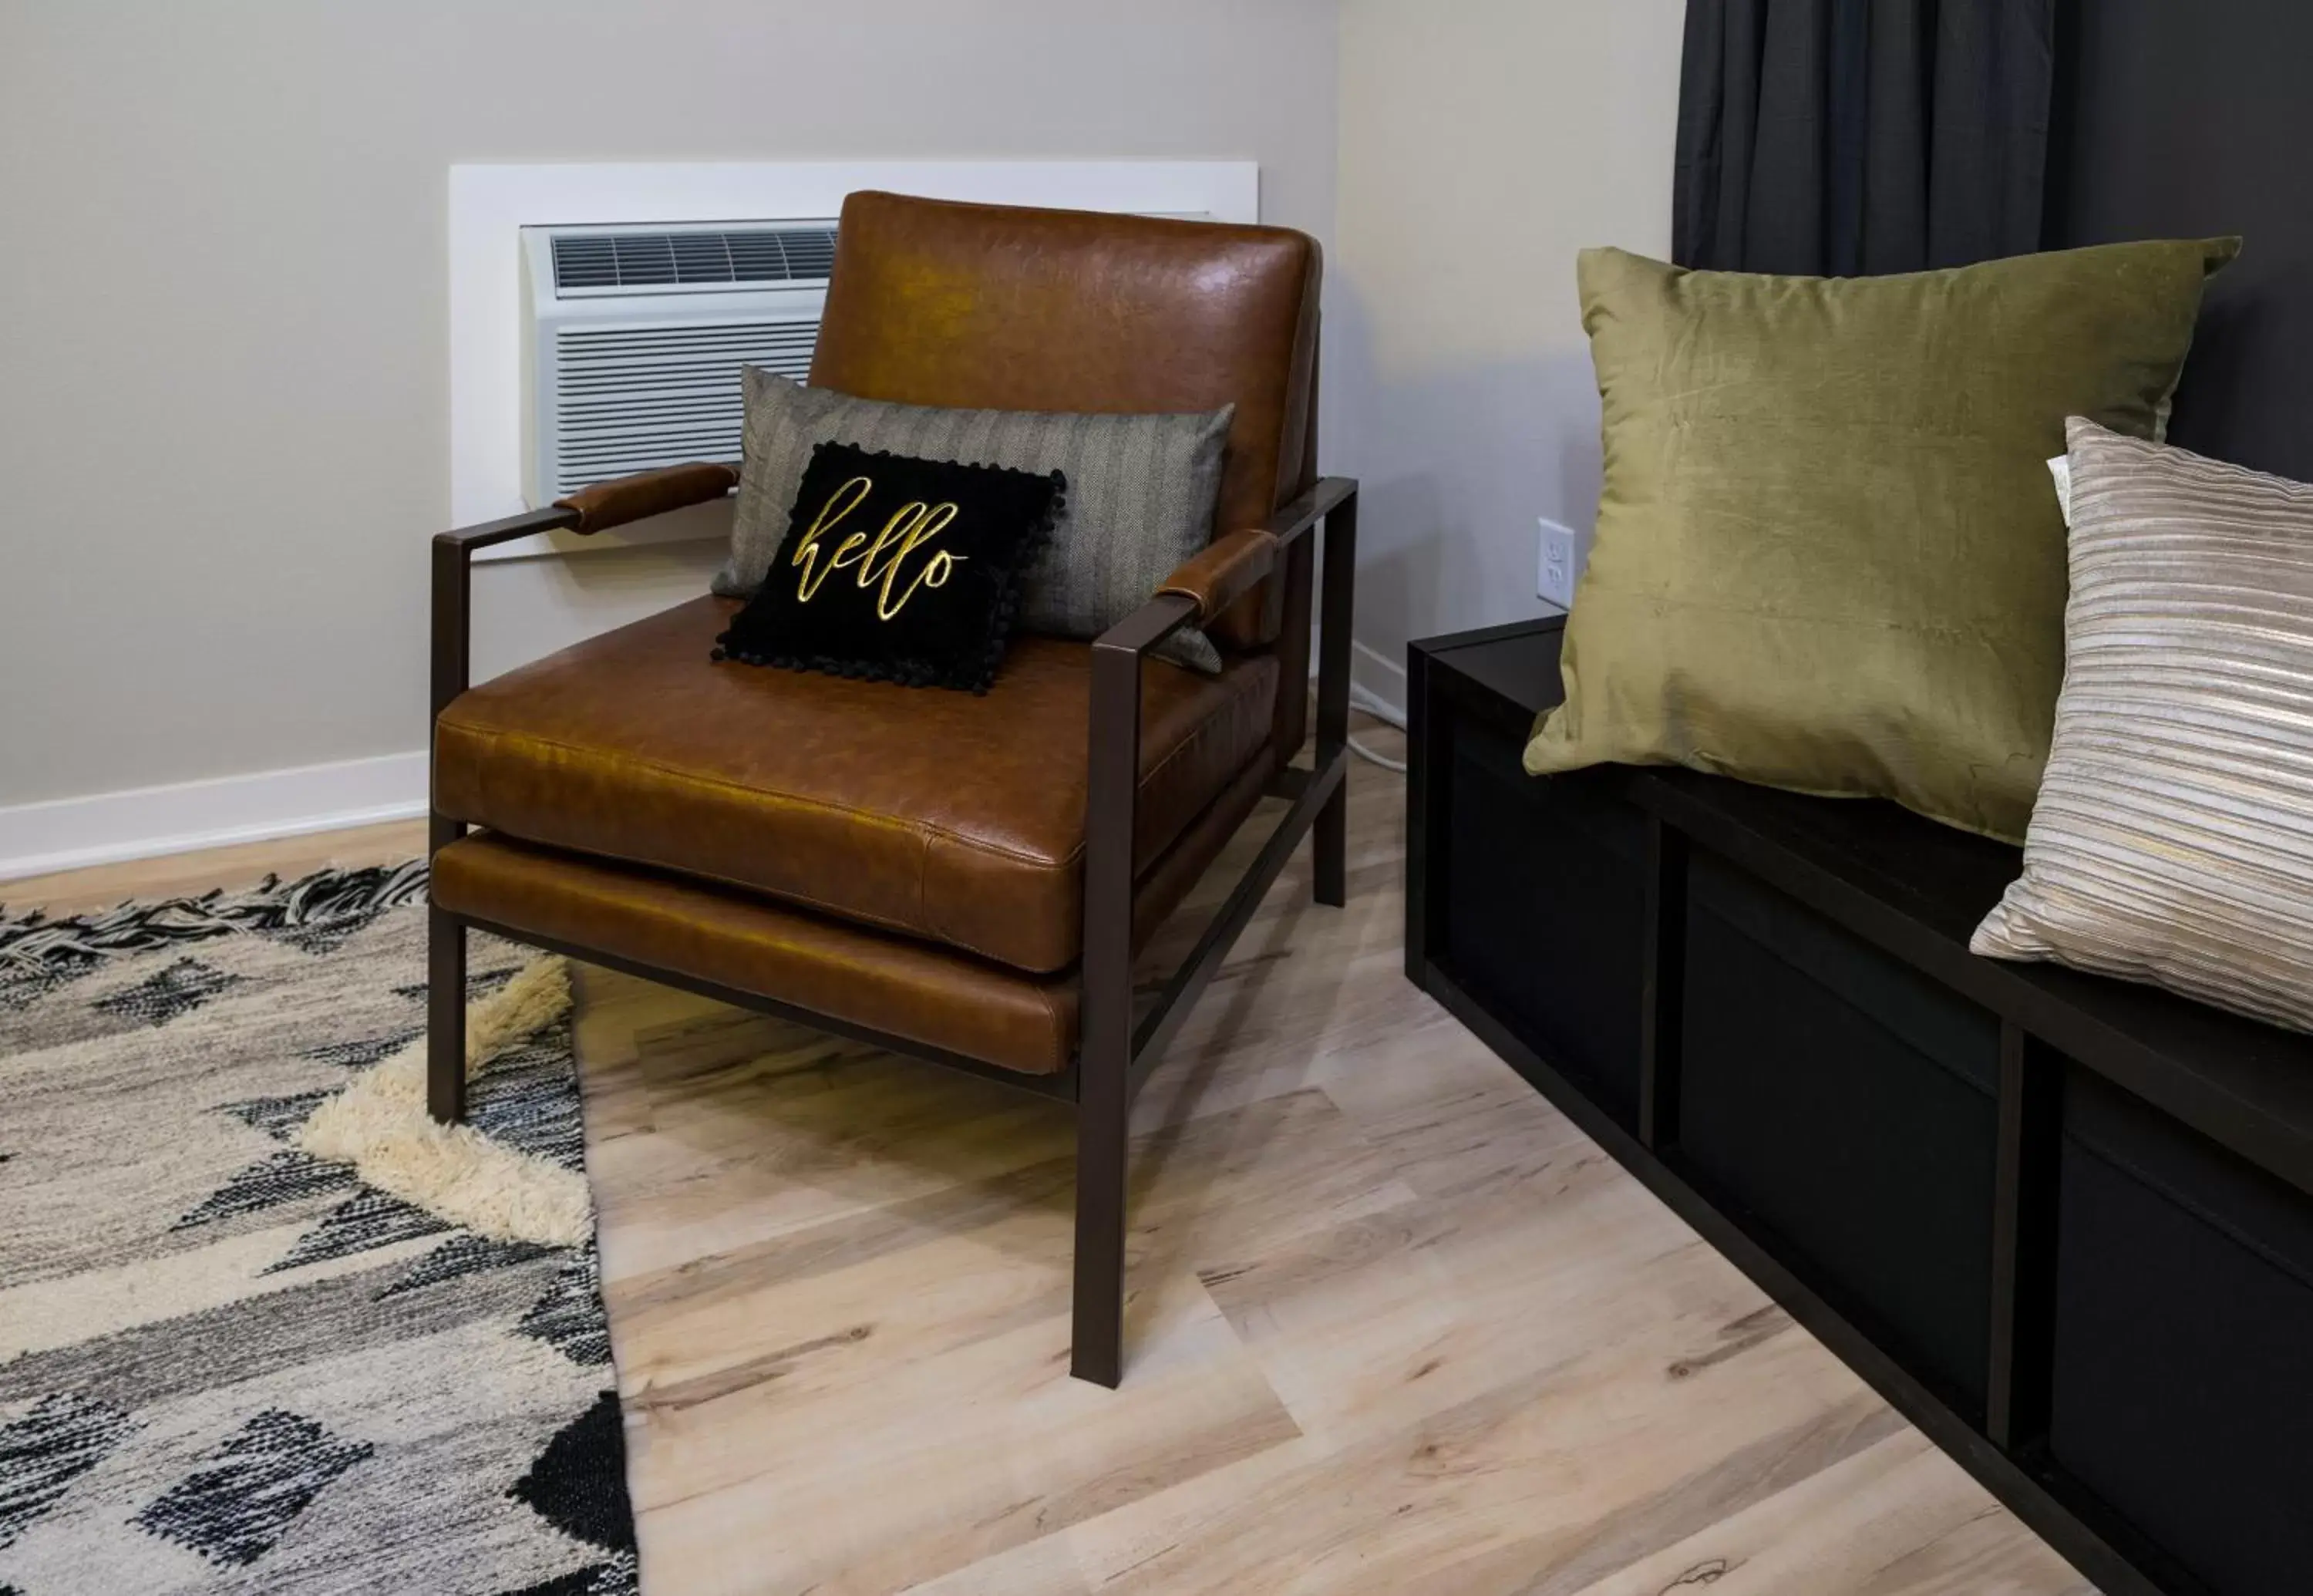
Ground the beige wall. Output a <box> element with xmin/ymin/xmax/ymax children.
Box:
<box><xmin>0</xmin><ymin>1</ymin><xmax>1336</xmax><ymax>807</ymax></box>
<box><xmin>1332</xmin><ymin>0</ymin><xmax>1686</xmax><ymax>708</ymax></box>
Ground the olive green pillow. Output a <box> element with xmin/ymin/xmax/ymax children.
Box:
<box><xmin>1525</xmin><ymin>239</ymin><xmax>2237</xmax><ymax>841</ymax></box>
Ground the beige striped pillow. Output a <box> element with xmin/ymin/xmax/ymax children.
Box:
<box><xmin>1973</xmin><ymin>418</ymin><xmax>2313</xmax><ymax>1032</ymax></box>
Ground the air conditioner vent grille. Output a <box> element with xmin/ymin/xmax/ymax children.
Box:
<box><xmin>548</xmin><ymin>321</ymin><xmax>816</xmax><ymax>496</ymax></box>
<box><xmin>550</xmin><ymin>225</ymin><xmax>840</xmax><ymax>294</ymax></box>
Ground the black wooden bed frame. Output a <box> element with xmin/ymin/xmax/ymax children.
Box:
<box><xmin>1406</xmin><ymin>618</ymin><xmax>2313</xmax><ymax>1596</ymax></box>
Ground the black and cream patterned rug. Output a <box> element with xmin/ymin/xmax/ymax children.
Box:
<box><xmin>0</xmin><ymin>865</ymin><xmax>635</xmax><ymax>1595</ymax></box>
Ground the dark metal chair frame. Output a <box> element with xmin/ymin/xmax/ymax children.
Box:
<box><xmin>427</xmin><ymin>476</ymin><xmax>1358</xmax><ymax>1386</ymax></box>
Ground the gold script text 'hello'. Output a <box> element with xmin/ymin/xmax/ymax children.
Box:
<box><xmin>791</xmin><ymin>474</ymin><xmax>966</xmax><ymax>621</ymax></box>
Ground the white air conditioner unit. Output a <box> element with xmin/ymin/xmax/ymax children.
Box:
<box><xmin>519</xmin><ymin>219</ymin><xmax>838</xmax><ymax>507</ymax></box>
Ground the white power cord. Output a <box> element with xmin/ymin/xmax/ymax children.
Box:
<box><xmin>1347</xmin><ymin>683</ymin><xmax>1408</xmax><ymax>773</ymax></box>
<box><xmin>1305</xmin><ymin>623</ymin><xmax>1409</xmax><ymax>772</ymax></box>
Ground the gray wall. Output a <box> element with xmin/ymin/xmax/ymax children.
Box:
<box><xmin>1332</xmin><ymin>0</ymin><xmax>1686</xmax><ymax>711</ymax></box>
<box><xmin>0</xmin><ymin>1</ymin><xmax>1337</xmax><ymax>806</ymax></box>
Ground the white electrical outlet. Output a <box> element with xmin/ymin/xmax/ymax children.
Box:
<box><xmin>1537</xmin><ymin>516</ymin><xmax>1580</xmax><ymax>610</ymax></box>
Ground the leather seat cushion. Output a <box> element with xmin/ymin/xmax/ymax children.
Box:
<box><xmin>429</xmin><ymin>753</ymin><xmax>1273</xmax><ymax>1079</ymax></box>
<box><xmin>430</xmin><ymin>833</ymin><xmax>1080</xmax><ymax>1076</ymax></box>
<box><xmin>433</xmin><ymin>596</ymin><xmax>1278</xmax><ymax>974</ymax></box>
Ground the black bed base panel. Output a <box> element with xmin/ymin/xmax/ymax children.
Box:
<box><xmin>2049</xmin><ymin>1071</ymin><xmax>2313</xmax><ymax>1596</ymax></box>
<box><xmin>1680</xmin><ymin>852</ymin><xmax>2002</xmax><ymax>1416</ymax></box>
<box><xmin>1441</xmin><ymin>729</ymin><xmax>1646</xmax><ymax>1120</ymax></box>
<box><xmin>1406</xmin><ymin>619</ymin><xmax>2313</xmax><ymax>1596</ymax></box>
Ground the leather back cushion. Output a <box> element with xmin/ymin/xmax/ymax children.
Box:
<box><xmin>811</xmin><ymin>191</ymin><xmax>1321</xmax><ymax>652</ymax></box>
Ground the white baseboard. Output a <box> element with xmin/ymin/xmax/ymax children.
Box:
<box><xmin>0</xmin><ymin>751</ymin><xmax>429</xmax><ymax>883</ymax></box>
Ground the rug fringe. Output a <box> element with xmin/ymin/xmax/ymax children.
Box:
<box><xmin>298</xmin><ymin>955</ymin><xmax>594</xmax><ymax>1248</ymax></box>
<box><xmin>0</xmin><ymin>860</ymin><xmax>430</xmax><ymax>973</ymax></box>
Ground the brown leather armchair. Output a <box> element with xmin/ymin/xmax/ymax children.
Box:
<box><xmin>426</xmin><ymin>191</ymin><xmax>1356</xmax><ymax>1386</ymax></box>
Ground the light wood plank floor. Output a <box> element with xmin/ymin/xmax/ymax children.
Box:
<box><xmin>9</xmin><ymin>729</ymin><xmax>2094</xmax><ymax>1595</ymax></box>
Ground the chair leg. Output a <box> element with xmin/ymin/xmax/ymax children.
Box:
<box><xmin>1070</xmin><ymin>1076</ymin><xmax>1130</xmax><ymax>1388</ymax></box>
<box><xmin>1075</xmin><ymin>621</ymin><xmax>1142</xmax><ymax>1389</ymax></box>
<box><xmin>1313</xmin><ymin>487</ymin><xmax>1356</xmax><ymax>909</ymax></box>
<box><xmin>1314</xmin><ymin>782</ymin><xmax>1348</xmax><ymax>907</ymax></box>
<box><xmin>427</xmin><ymin>906</ymin><xmax>467</xmax><ymax>1124</ymax></box>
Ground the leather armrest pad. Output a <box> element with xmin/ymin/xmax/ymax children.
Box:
<box><xmin>1156</xmin><ymin>527</ymin><xmax>1278</xmax><ymax>623</ymax></box>
<box><xmin>553</xmin><ymin>461</ymin><xmax>739</xmax><ymax>534</ymax></box>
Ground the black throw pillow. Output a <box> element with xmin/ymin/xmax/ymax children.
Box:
<box><xmin>713</xmin><ymin>443</ymin><xmax>1065</xmax><ymax>693</ymax></box>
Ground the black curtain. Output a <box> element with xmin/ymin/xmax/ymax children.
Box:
<box><xmin>2045</xmin><ymin>0</ymin><xmax>2313</xmax><ymax>483</ymax></box>
<box><xmin>1673</xmin><ymin>0</ymin><xmax>2057</xmax><ymax>274</ymax></box>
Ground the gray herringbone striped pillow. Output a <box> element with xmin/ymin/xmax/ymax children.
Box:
<box><xmin>715</xmin><ymin>371</ymin><xmax>1234</xmax><ymax>672</ymax></box>
<box><xmin>1972</xmin><ymin>417</ymin><xmax>2313</xmax><ymax>1033</ymax></box>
